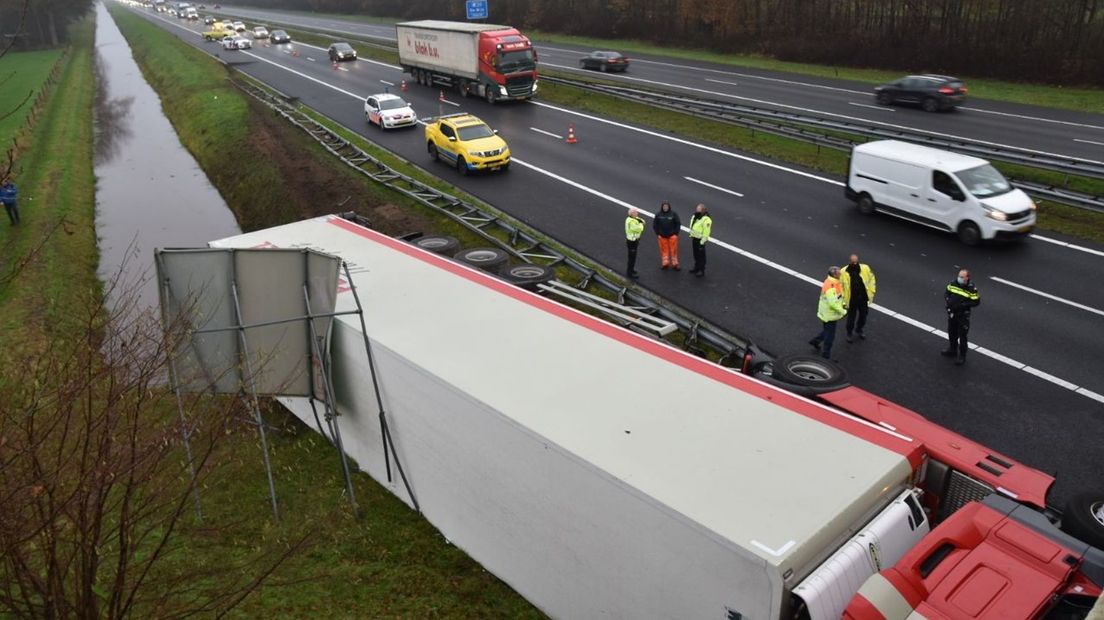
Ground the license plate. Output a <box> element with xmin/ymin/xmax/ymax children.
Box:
<box><xmin>1018</xmin><ymin>225</ymin><xmax>1034</xmax><ymax>233</ymax></box>
<box><xmin>489</xmin><ymin>166</ymin><xmax>501</xmax><ymax>171</ymax></box>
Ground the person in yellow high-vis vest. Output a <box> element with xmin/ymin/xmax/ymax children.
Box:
<box><xmin>688</xmin><ymin>203</ymin><xmax>712</xmax><ymax>277</ymax></box>
<box><xmin>809</xmin><ymin>266</ymin><xmax>846</xmax><ymax>360</ymax></box>
<box><xmin>624</xmin><ymin>208</ymin><xmax>645</xmax><ymax>279</ymax></box>
<box><xmin>840</xmin><ymin>254</ymin><xmax>877</xmax><ymax>342</ymax></box>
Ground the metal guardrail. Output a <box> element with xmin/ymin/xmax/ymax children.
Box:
<box><xmin>209</xmin><ymin>10</ymin><xmax>1104</xmax><ymax>213</ymax></box>
<box><xmin>231</xmin><ymin>79</ymin><xmax>763</xmax><ymax>367</ymax></box>
<box><xmin>542</xmin><ymin>77</ymin><xmax>1104</xmax><ymax>214</ymax></box>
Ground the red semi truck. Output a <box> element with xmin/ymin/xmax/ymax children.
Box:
<box><xmin>211</xmin><ymin>215</ymin><xmax>1104</xmax><ymax>619</ymax></box>
<box><xmin>396</xmin><ymin>20</ymin><xmax>538</xmax><ymax>104</ymax></box>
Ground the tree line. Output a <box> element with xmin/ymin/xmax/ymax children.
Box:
<box><xmin>264</xmin><ymin>0</ymin><xmax>1104</xmax><ymax>85</ymax></box>
<box><xmin>1</xmin><ymin>0</ymin><xmax>91</xmax><ymax>49</ymax></box>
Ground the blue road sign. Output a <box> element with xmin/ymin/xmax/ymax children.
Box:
<box><xmin>466</xmin><ymin>0</ymin><xmax>488</xmax><ymax>20</ymax></box>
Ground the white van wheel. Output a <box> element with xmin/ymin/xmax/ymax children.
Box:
<box><xmin>857</xmin><ymin>194</ymin><xmax>876</xmax><ymax>215</ymax></box>
<box><xmin>958</xmin><ymin>221</ymin><xmax>981</xmax><ymax>246</ymax></box>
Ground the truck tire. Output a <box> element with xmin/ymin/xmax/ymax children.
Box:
<box><xmin>857</xmin><ymin>193</ymin><xmax>876</xmax><ymax>215</ymax></box>
<box><xmin>454</xmin><ymin>248</ymin><xmax>509</xmax><ymax>272</ymax></box>
<box><xmin>770</xmin><ymin>354</ymin><xmax>848</xmax><ymax>389</ymax></box>
<box><xmin>957</xmin><ymin>221</ymin><xmax>981</xmax><ymax>246</ymax></box>
<box><xmin>500</xmin><ymin>263</ymin><xmax>555</xmax><ymax>290</ymax></box>
<box><xmin>485</xmin><ymin>87</ymin><xmax>497</xmax><ymax>105</ymax></box>
<box><xmin>1061</xmin><ymin>494</ymin><xmax>1104</xmax><ymax>548</ymax></box>
<box><xmin>459</xmin><ymin>82</ymin><xmax>470</xmax><ymax>98</ymax></box>
<box><xmin>410</xmin><ymin>235</ymin><xmax>460</xmax><ymax>255</ymax></box>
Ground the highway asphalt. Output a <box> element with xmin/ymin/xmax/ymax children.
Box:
<box><xmin>126</xmin><ymin>6</ymin><xmax>1104</xmax><ymax>509</ymax></box>
<box><xmin>210</xmin><ymin>4</ymin><xmax>1104</xmax><ymax>163</ymax></box>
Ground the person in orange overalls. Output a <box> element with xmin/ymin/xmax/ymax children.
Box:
<box><xmin>652</xmin><ymin>201</ymin><xmax>681</xmax><ymax>270</ymax></box>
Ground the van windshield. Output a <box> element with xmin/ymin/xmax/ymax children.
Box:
<box><xmin>955</xmin><ymin>164</ymin><xmax>1012</xmax><ymax>198</ymax></box>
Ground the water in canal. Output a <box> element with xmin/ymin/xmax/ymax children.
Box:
<box><xmin>93</xmin><ymin>2</ymin><xmax>240</xmax><ymax>324</ymax></box>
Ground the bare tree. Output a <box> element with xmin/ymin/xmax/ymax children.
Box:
<box><xmin>0</xmin><ymin>268</ymin><xmax>306</xmax><ymax>619</ymax></box>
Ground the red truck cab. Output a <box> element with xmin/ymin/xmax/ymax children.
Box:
<box><xmin>477</xmin><ymin>28</ymin><xmax>537</xmax><ymax>100</ymax></box>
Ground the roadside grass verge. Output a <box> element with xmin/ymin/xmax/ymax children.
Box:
<box><xmin>0</xmin><ymin>24</ymin><xmax>96</xmax><ymax>353</ymax></box>
<box><xmin>111</xmin><ymin>6</ymin><xmax>549</xmax><ymax>617</ymax></box>
<box><xmin>0</xmin><ymin>49</ymin><xmax>64</xmax><ymax>145</ymax></box>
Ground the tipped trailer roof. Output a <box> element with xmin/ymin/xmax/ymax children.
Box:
<box><xmin>211</xmin><ymin>215</ymin><xmax>921</xmax><ymax>591</ymax></box>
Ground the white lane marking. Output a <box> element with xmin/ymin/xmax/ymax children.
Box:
<box><xmin>530</xmin><ymin>127</ymin><xmax>563</xmax><ymax>139</ymax></box>
<box><xmin>379</xmin><ymin>79</ymin><xmax>394</xmax><ymax>86</ymax></box>
<box><xmin>511</xmin><ymin>156</ymin><xmax>1102</xmax><ymax>402</ymax></box>
<box><xmin>990</xmin><ymin>276</ymin><xmax>1104</xmax><ymax>317</ymax></box>
<box><xmin>1028</xmin><ymin>234</ymin><xmax>1104</xmax><ymax>257</ymax></box>
<box><xmin>751</xmin><ymin>539</ymin><xmax>797</xmax><ymax>557</ymax></box>
<box><xmin>1074</xmin><ymin>138</ymin><xmax>1104</xmax><ymax>146</ymax></box>
<box><xmin>238</xmin><ymin>50</ymin><xmax>364</xmax><ymax>99</ymax></box>
<box><xmin>306</xmin><ymin>57</ymin><xmax>315</xmax><ymax>62</ymax></box>
<box><xmin>962</xmin><ymin>107</ymin><xmax>1104</xmax><ymax>131</ymax></box>
<box><xmin>532</xmin><ymin>100</ymin><xmax>844</xmax><ymax>187</ymax></box>
<box><xmin>684</xmin><ymin>176</ymin><xmax>744</xmax><ymax>197</ymax></box>
<box><xmin>705</xmin><ymin>78</ymin><xmax>739</xmax><ymax>87</ymax></box>
<box><xmin>337</xmin><ymin>66</ymin><xmax>349</xmax><ymax>72</ymax></box>
<box><xmin>848</xmin><ymin>102</ymin><xmax>893</xmax><ymax>111</ymax></box>
<box><xmin>539</xmin><ymin>62</ymin><xmax>1104</xmax><ymax>168</ymax></box>
<box><xmin>438</xmin><ymin>97</ymin><xmax>460</xmax><ymax>108</ymax></box>
<box><xmin>1076</xmin><ymin>388</ymin><xmax>1104</xmax><ymax>404</ymax></box>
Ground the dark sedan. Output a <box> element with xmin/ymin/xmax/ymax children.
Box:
<box><xmin>579</xmin><ymin>51</ymin><xmax>630</xmax><ymax>73</ymax></box>
<box><xmin>270</xmin><ymin>29</ymin><xmax>291</xmax><ymax>44</ymax></box>
<box><xmin>328</xmin><ymin>42</ymin><xmax>357</xmax><ymax>62</ymax></box>
<box><xmin>874</xmin><ymin>74</ymin><xmax>967</xmax><ymax>112</ymax></box>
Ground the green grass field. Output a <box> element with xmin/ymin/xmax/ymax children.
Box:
<box><xmin>0</xmin><ymin>49</ymin><xmax>63</xmax><ymax>146</ymax></box>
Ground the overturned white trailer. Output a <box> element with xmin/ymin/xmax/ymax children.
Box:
<box><xmin>208</xmin><ymin>215</ymin><xmax>940</xmax><ymax>618</ymax></box>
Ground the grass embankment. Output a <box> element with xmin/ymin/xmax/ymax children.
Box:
<box><xmin>110</xmin><ymin>7</ymin><xmax>544</xmax><ymax>617</ymax></box>
<box><xmin>0</xmin><ymin>49</ymin><xmax>64</xmax><ymax>144</ymax></box>
<box><xmin>0</xmin><ymin>30</ymin><xmax>96</xmax><ymax>351</ymax></box>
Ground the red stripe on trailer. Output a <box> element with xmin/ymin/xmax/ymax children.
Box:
<box><xmin>328</xmin><ymin>216</ymin><xmax>924</xmax><ymax>465</ymax></box>
<box><xmin>819</xmin><ymin>386</ymin><xmax>1053</xmax><ymax>508</ymax></box>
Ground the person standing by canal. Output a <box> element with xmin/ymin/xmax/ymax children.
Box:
<box><xmin>653</xmin><ymin>201</ymin><xmax>681</xmax><ymax>270</ymax></box>
<box><xmin>688</xmin><ymin>203</ymin><xmax>712</xmax><ymax>277</ymax></box>
<box><xmin>841</xmin><ymin>253</ymin><xmax>876</xmax><ymax>342</ymax></box>
<box><xmin>624</xmin><ymin>207</ymin><xmax>645</xmax><ymax>279</ymax></box>
<box><xmin>942</xmin><ymin>268</ymin><xmax>980</xmax><ymax>366</ymax></box>
<box><xmin>809</xmin><ymin>266</ymin><xmax>846</xmax><ymax>360</ymax></box>
<box><xmin>0</xmin><ymin>180</ymin><xmax>19</xmax><ymax>225</ymax></box>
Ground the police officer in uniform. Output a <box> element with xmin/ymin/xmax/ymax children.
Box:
<box><xmin>942</xmin><ymin>268</ymin><xmax>981</xmax><ymax>365</ymax></box>
<box><xmin>624</xmin><ymin>208</ymin><xmax>645</xmax><ymax>279</ymax></box>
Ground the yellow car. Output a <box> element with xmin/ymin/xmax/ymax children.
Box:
<box><xmin>425</xmin><ymin>114</ymin><xmax>510</xmax><ymax>175</ymax></box>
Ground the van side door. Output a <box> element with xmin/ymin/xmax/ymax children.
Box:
<box><xmin>928</xmin><ymin>170</ymin><xmax>967</xmax><ymax>229</ymax></box>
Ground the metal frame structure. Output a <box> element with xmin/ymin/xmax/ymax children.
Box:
<box><xmin>154</xmin><ymin>248</ymin><xmax>418</xmax><ymax>519</ymax></box>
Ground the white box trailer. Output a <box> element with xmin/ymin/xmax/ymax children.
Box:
<box><xmin>209</xmin><ymin>215</ymin><xmax>937</xmax><ymax>618</ymax></box>
<box><xmin>397</xmin><ymin>21</ymin><xmax>486</xmax><ymax>80</ymax></box>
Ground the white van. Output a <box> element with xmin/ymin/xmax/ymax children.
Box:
<box><xmin>845</xmin><ymin>140</ymin><xmax>1036</xmax><ymax>244</ymax></box>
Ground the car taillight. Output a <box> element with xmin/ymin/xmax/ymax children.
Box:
<box><xmin>939</xmin><ymin>87</ymin><xmax>954</xmax><ymax>95</ymax></box>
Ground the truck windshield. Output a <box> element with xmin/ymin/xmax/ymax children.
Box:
<box><xmin>955</xmin><ymin>164</ymin><xmax>1013</xmax><ymax>198</ymax></box>
<box><xmin>498</xmin><ymin>49</ymin><xmax>535</xmax><ymax>72</ymax></box>
<box><xmin>458</xmin><ymin>124</ymin><xmax>494</xmax><ymax>141</ymax></box>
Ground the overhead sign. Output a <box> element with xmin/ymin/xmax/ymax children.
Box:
<box><xmin>466</xmin><ymin>0</ymin><xmax>488</xmax><ymax>20</ymax></box>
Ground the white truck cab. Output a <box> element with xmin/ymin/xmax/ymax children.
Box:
<box><xmin>846</xmin><ymin>140</ymin><xmax>1036</xmax><ymax>245</ymax></box>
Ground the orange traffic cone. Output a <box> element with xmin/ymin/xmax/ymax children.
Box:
<box><xmin>292</xmin><ymin>49</ymin><xmax>299</xmax><ymax>57</ymax></box>
<box><xmin>400</xmin><ymin>79</ymin><xmax>408</xmax><ymax>92</ymax></box>
<box><xmin>332</xmin><ymin>60</ymin><xmax>339</xmax><ymax>70</ymax></box>
<box><xmin>566</xmin><ymin>124</ymin><xmax>577</xmax><ymax>144</ymax></box>
<box><xmin>439</xmin><ymin>90</ymin><xmax>445</xmax><ymax>101</ymax></box>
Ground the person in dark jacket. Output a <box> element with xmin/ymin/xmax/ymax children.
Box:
<box><xmin>0</xmin><ymin>181</ymin><xmax>18</xmax><ymax>225</ymax></box>
<box><xmin>652</xmin><ymin>201</ymin><xmax>681</xmax><ymax>270</ymax></box>
<box><xmin>942</xmin><ymin>268</ymin><xmax>980</xmax><ymax>365</ymax></box>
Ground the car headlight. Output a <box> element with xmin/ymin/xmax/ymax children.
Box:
<box><xmin>1028</xmin><ymin>200</ymin><xmax>1038</xmax><ymax>211</ymax></box>
<box><xmin>982</xmin><ymin>204</ymin><xmax>1008</xmax><ymax>221</ymax></box>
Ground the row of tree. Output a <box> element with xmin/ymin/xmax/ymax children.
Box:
<box><xmin>1</xmin><ymin>0</ymin><xmax>91</xmax><ymax>49</ymax></box>
<box><xmin>264</xmin><ymin>0</ymin><xmax>1104</xmax><ymax>85</ymax></box>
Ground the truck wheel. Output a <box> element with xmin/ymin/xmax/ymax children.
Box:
<box><xmin>957</xmin><ymin>221</ymin><xmax>981</xmax><ymax>246</ymax></box>
<box><xmin>428</xmin><ymin>142</ymin><xmax>438</xmax><ymax>161</ymax></box>
<box><xmin>410</xmin><ymin>235</ymin><xmax>460</xmax><ymax>255</ymax></box>
<box><xmin>1061</xmin><ymin>494</ymin><xmax>1104</xmax><ymax>548</ymax></box>
<box><xmin>485</xmin><ymin>87</ymin><xmax>496</xmax><ymax>105</ymax></box>
<box><xmin>457</xmin><ymin>156</ymin><xmax>469</xmax><ymax>176</ymax></box>
<box><xmin>922</xmin><ymin>97</ymin><xmax>939</xmax><ymax>113</ymax></box>
<box><xmin>857</xmin><ymin>193</ymin><xmax>876</xmax><ymax>215</ymax></box>
<box><xmin>454</xmin><ymin>248</ymin><xmax>509</xmax><ymax>272</ymax></box>
<box><xmin>500</xmin><ymin>263</ymin><xmax>555</xmax><ymax>290</ymax></box>
<box><xmin>770</xmin><ymin>354</ymin><xmax>848</xmax><ymax>389</ymax></box>
<box><xmin>459</xmin><ymin>82</ymin><xmax>469</xmax><ymax>98</ymax></box>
